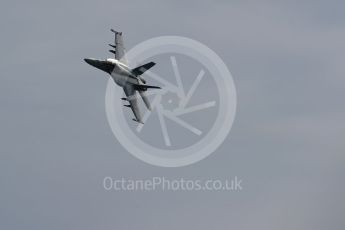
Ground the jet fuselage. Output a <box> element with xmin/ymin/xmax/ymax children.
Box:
<box><xmin>84</xmin><ymin>58</ymin><xmax>139</xmax><ymax>87</ymax></box>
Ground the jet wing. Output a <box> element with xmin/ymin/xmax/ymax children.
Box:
<box><xmin>123</xmin><ymin>84</ymin><xmax>143</xmax><ymax>124</ymax></box>
<box><xmin>110</xmin><ymin>29</ymin><xmax>128</xmax><ymax>65</ymax></box>
<box><xmin>131</xmin><ymin>62</ymin><xmax>156</xmax><ymax>76</ymax></box>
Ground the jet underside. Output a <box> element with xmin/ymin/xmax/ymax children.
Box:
<box><xmin>84</xmin><ymin>29</ymin><xmax>160</xmax><ymax>124</ymax></box>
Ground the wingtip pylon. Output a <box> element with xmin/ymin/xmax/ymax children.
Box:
<box><xmin>132</xmin><ymin>118</ymin><xmax>144</xmax><ymax>124</ymax></box>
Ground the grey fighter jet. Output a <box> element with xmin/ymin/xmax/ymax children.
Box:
<box><xmin>84</xmin><ymin>29</ymin><xmax>160</xmax><ymax>124</ymax></box>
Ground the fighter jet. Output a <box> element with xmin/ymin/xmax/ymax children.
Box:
<box><xmin>84</xmin><ymin>29</ymin><xmax>160</xmax><ymax>124</ymax></box>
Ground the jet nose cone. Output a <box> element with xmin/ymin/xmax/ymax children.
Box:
<box><xmin>84</xmin><ymin>58</ymin><xmax>94</xmax><ymax>65</ymax></box>
<box><xmin>84</xmin><ymin>58</ymin><xmax>115</xmax><ymax>74</ymax></box>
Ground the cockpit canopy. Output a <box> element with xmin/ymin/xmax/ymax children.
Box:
<box><xmin>106</xmin><ymin>58</ymin><xmax>117</xmax><ymax>64</ymax></box>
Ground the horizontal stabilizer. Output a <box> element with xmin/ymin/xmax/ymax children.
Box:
<box><xmin>132</xmin><ymin>62</ymin><xmax>156</xmax><ymax>76</ymax></box>
<box><xmin>133</xmin><ymin>84</ymin><xmax>161</xmax><ymax>91</ymax></box>
<box><xmin>110</xmin><ymin>29</ymin><xmax>122</xmax><ymax>35</ymax></box>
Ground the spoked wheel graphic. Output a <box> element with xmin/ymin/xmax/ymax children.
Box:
<box><xmin>106</xmin><ymin>36</ymin><xmax>236</xmax><ymax>167</ymax></box>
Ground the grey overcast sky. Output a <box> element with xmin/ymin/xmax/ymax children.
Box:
<box><xmin>1</xmin><ymin>0</ymin><xmax>344</xmax><ymax>229</ymax></box>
